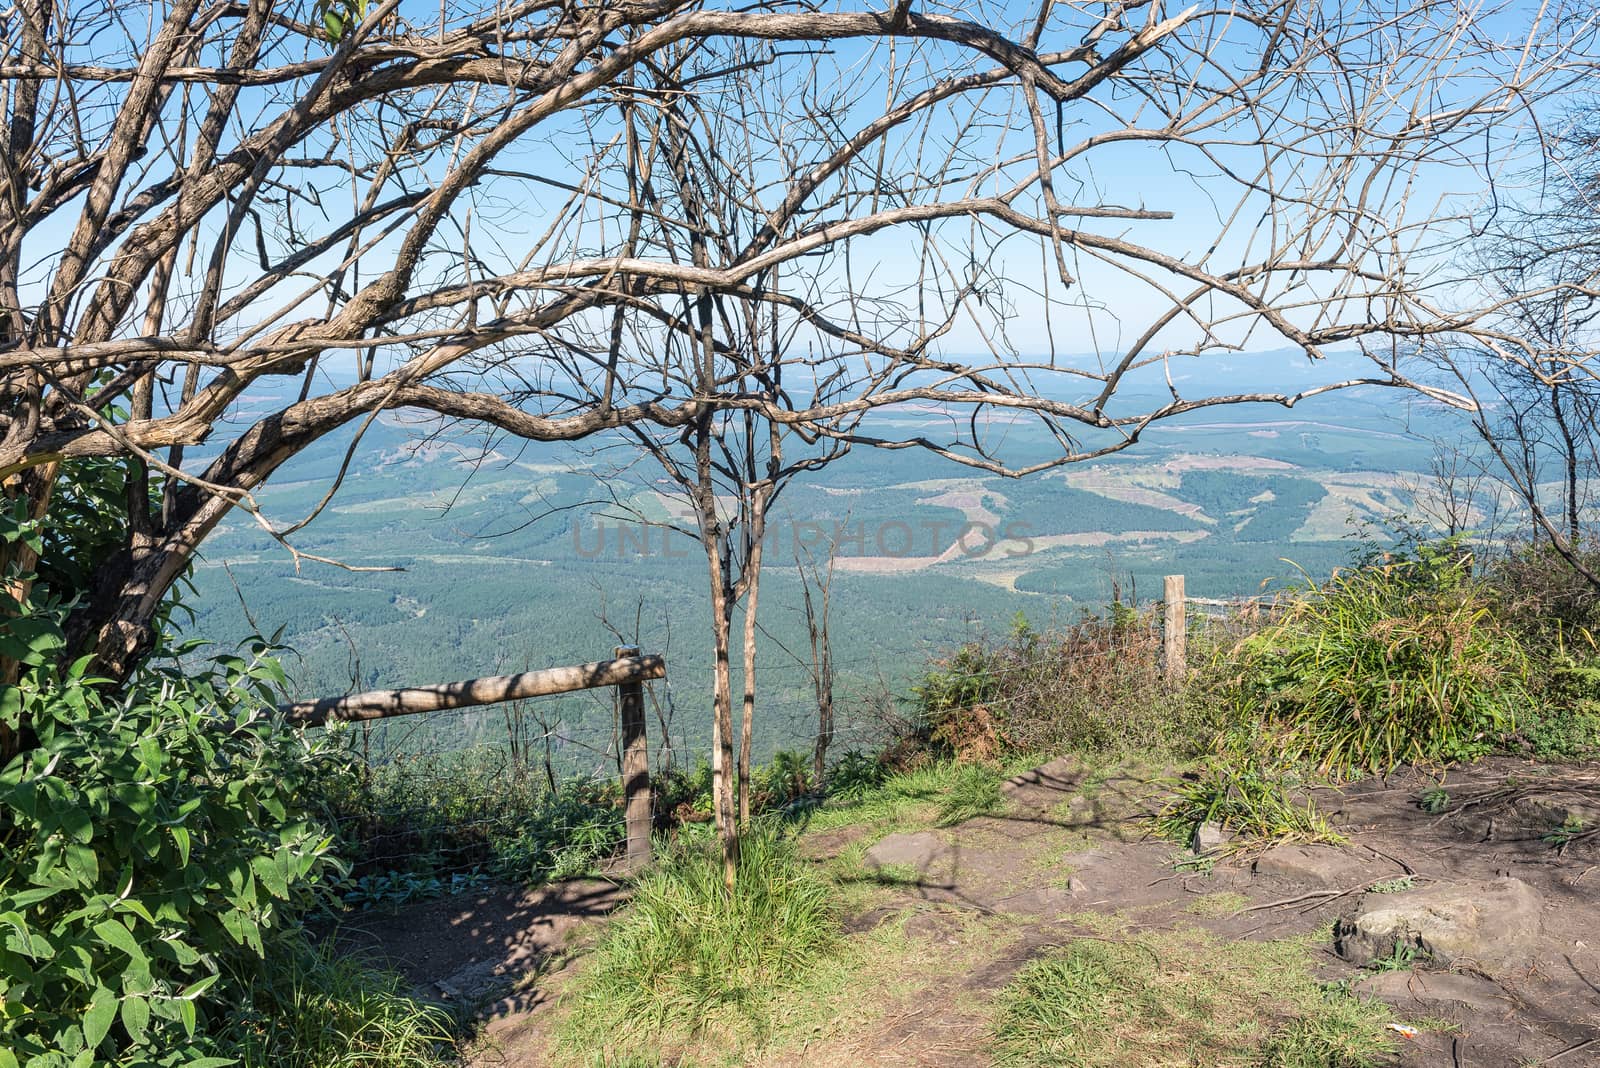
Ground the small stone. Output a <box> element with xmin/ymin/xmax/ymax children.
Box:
<box><xmin>1335</xmin><ymin>877</ymin><xmax>1543</xmax><ymax>977</ymax></box>
<box><xmin>1066</xmin><ymin>876</ymin><xmax>1088</xmax><ymax>895</ymax></box>
<box><xmin>1192</xmin><ymin>821</ymin><xmax>1230</xmax><ymax>853</ymax></box>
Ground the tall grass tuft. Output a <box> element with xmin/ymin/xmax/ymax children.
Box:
<box><xmin>934</xmin><ymin>762</ymin><xmax>1006</xmax><ymax>826</ymax></box>
<box><xmin>228</xmin><ymin>945</ymin><xmax>458</xmax><ymax>1066</ymax></box>
<box><xmin>560</xmin><ymin>825</ymin><xmax>838</xmax><ymax>1055</ymax></box>
<box><xmin>1228</xmin><ymin>549</ymin><xmax>1530</xmax><ymax>776</ymax></box>
<box><xmin>1154</xmin><ymin>756</ymin><xmax>1341</xmax><ymax>847</ymax></box>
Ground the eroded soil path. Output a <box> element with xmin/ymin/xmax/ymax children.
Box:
<box><xmin>338</xmin><ymin>756</ymin><xmax>1600</xmax><ymax>1066</ymax></box>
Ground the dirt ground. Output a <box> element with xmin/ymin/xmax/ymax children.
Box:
<box><xmin>335</xmin><ymin>756</ymin><xmax>1600</xmax><ymax>1067</ymax></box>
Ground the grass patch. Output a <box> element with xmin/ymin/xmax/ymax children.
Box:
<box><xmin>230</xmin><ymin>946</ymin><xmax>458</xmax><ymax>1067</ymax></box>
<box><xmin>935</xmin><ymin>763</ymin><xmax>1007</xmax><ymax>826</ymax></box>
<box><xmin>557</xmin><ymin>826</ymin><xmax>837</xmax><ymax>1058</ymax></box>
<box><xmin>991</xmin><ymin>929</ymin><xmax>1396</xmax><ymax>1067</ymax></box>
<box><xmin>1154</xmin><ymin>757</ymin><xmax>1342</xmax><ymax>848</ymax></box>
<box><xmin>1182</xmin><ymin>891</ymin><xmax>1252</xmax><ymax>917</ymax></box>
<box><xmin>799</xmin><ymin>761</ymin><xmax>967</xmax><ymax>835</ymax></box>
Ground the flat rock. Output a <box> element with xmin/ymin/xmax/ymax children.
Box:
<box><xmin>1055</xmin><ymin>849</ymin><xmax>1109</xmax><ymax>869</ymax></box>
<box><xmin>1354</xmin><ymin>969</ymin><xmax>1514</xmax><ymax>1016</ymax></box>
<box><xmin>1002</xmin><ymin>756</ymin><xmax>1085</xmax><ymax>807</ymax></box>
<box><xmin>993</xmin><ymin>885</ymin><xmax>1076</xmax><ymax>915</ymax></box>
<box><xmin>864</xmin><ymin>830</ymin><xmax>951</xmax><ymax>872</ymax></box>
<box><xmin>1252</xmin><ymin>843</ymin><xmax>1371</xmax><ymax>887</ymax></box>
<box><xmin>1335</xmin><ymin>877</ymin><xmax>1543</xmax><ymax>976</ymax></box>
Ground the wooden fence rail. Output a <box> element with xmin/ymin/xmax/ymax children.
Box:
<box><xmin>279</xmin><ymin>649</ymin><xmax>667</xmax><ymax>871</ymax></box>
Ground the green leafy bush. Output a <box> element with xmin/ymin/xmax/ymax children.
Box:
<box><xmin>0</xmin><ymin>634</ymin><xmax>347</xmax><ymax>1066</ymax></box>
<box><xmin>1227</xmin><ymin>547</ymin><xmax>1530</xmax><ymax>775</ymax></box>
<box><xmin>1520</xmin><ymin>659</ymin><xmax>1600</xmax><ymax>760</ymax></box>
<box><xmin>914</xmin><ymin>643</ymin><xmax>1007</xmax><ymax>762</ymax></box>
<box><xmin>824</xmin><ymin>750</ymin><xmax>887</xmax><ymax>800</ymax></box>
<box><xmin>1</xmin><ymin>448</ymin><xmax>455</xmax><ymax>1067</ymax></box>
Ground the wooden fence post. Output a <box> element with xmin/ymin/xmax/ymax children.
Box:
<box><xmin>1163</xmin><ymin>574</ymin><xmax>1187</xmax><ymax>683</ymax></box>
<box><xmin>616</xmin><ymin>645</ymin><xmax>652</xmax><ymax>871</ymax></box>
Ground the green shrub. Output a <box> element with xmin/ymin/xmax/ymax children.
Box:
<box><xmin>912</xmin><ymin>610</ymin><xmax>1228</xmax><ymax>765</ymax></box>
<box><xmin>914</xmin><ymin>642</ymin><xmax>1007</xmax><ymax>762</ymax></box>
<box><xmin>0</xmin><ymin>637</ymin><xmax>346</xmax><ymax>1065</ymax></box>
<box><xmin>560</xmin><ymin>826</ymin><xmax>837</xmax><ymax>1053</ymax></box>
<box><xmin>325</xmin><ymin>749</ymin><xmax>624</xmax><ymax>887</ymax></box>
<box><xmin>1485</xmin><ymin>538</ymin><xmax>1600</xmax><ymax>645</ymax></box>
<box><xmin>1519</xmin><ymin>658</ymin><xmax>1600</xmax><ymax>760</ymax></box>
<box><xmin>1</xmin><ymin>452</ymin><xmax>455</xmax><ymax>1067</ymax></box>
<box><xmin>824</xmin><ymin>750</ymin><xmax>887</xmax><ymax>800</ymax></box>
<box><xmin>1227</xmin><ymin>547</ymin><xmax>1530</xmax><ymax>775</ymax></box>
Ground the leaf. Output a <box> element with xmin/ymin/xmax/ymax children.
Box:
<box><xmin>176</xmin><ymin>972</ymin><xmax>219</xmax><ymax>1001</ymax></box>
<box><xmin>250</xmin><ymin>855</ymin><xmax>289</xmax><ymax>899</ymax></box>
<box><xmin>0</xmin><ymin>616</ymin><xmax>65</xmax><ymax>666</ymax></box>
<box><xmin>92</xmin><ymin>918</ymin><xmax>147</xmax><ymax>969</ymax></box>
<box><xmin>120</xmin><ymin>993</ymin><xmax>150</xmax><ymax>1045</ymax></box>
<box><xmin>60</xmin><ymin>805</ymin><xmax>94</xmax><ymax>845</ymax></box>
<box><xmin>170</xmin><ymin>826</ymin><xmax>191</xmax><ymax>867</ymax></box>
<box><xmin>178</xmin><ymin>997</ymin><xmax>196</xmax><ymax>1039</ymax></box>
<box><xmin>3</xmin><ymin>886</ymin><xmax>61</xmax><ymax>910</ymax></box>
<box><xmin>64</xmin><ymin>843</ymin><xmax>99</xmax><ymax>887</ymax></box>
<box><xmin>82</xmin><ymin>986</ymin><xmax>116</xmax><ymax>1049</ymax></box>
<box><xmin>323</xmin><ymin>7</ymin><xmax>345</xmax><ymax>40</ymax></box>
<box><xmin>0</xmin><ymin>684</ymin><xmax>20</xmax><ymax>725</ymax></box>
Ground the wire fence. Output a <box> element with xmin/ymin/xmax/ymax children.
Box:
<box><xmin>320</xmin><ymin>584</ymin><xmax>1272</xmax><ymax>896</ymax></box>
<box><xmin>320</xmin><ymin>655</ymin><xmax>895</xmax><ymax>897</ymax></box>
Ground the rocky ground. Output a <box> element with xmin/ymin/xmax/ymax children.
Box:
<box><xmin>338</xmin><ymin>756</ymin><xmax>1600</xmax><ymax>1066</ymax></box>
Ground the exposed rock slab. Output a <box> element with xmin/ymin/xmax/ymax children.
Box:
<box><xmin>1252</xmin><ymin>843</ymin><xmax>1372</xmax><ymax>887</ymax></box>
<box><xmin>1001</xmin><ymin>756</ymin><xmax>1085</xmax><ymax>809</ymax></box>
<box><xmin>1335</xmin><ymin>877</ymin><xmax>1543</xmax><ymax>976</ymax></box>
<box><xmin>992</xmin><ymin>885</ymin><xmax>1077</xmax><ymax>916</ymax></box>
<box><xmin>1354</xmin><ymin>969</ymin><xmax>1515</xmax><ymax>1016</ymax></box>
<box><xmin>864</xmin><ymin>830</ymin><xmax>952</xmax><ymax>872</ymax></box>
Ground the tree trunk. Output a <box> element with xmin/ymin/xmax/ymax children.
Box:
<box><xmin>706</xmin><ymin>556</ymin><xmax>739</xmax><ymax>889</ymax></box>
<box><xmin>1551</xmin><ymin>381</ymin><xmax>1582</xmax><ymax>546</ymax></box>
<box><xmin>738</xmin><ymin>542</ymin><xmax>762</xmax><ymax>828</ymax></box>
<box><xmin>691</xmin><ymin>417</ymin><xmax>739</xmax><ymax>889</ymax></box>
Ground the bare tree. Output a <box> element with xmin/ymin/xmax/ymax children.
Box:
<box><xmin>0</xmin><ymin>0</ymin><xmax>1589</xmax><ymax>810</ymax></box>
<box><xmin>1398</xmin><ymin>438</ymin><xmax>1498</xmax><ymax>543</ymax></box>
<box><xmin>1431</xmin><ymin>83</ymin><xmax>1600</xmax><ymax>576</ymax></box>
